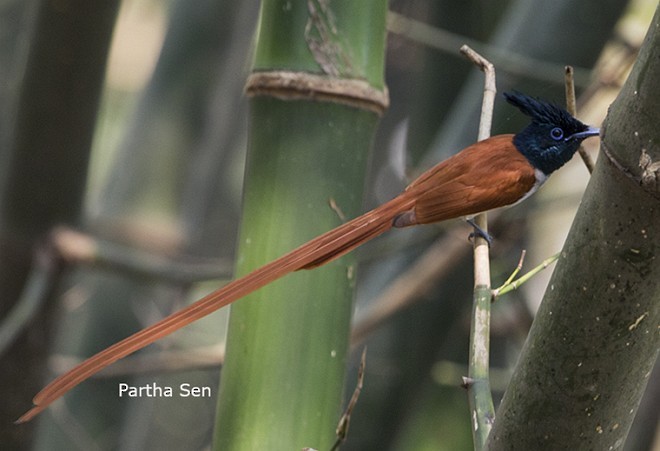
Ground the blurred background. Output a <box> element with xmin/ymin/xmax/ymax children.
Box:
<box><xmin>0</xmin><ymin>0</ymin><xmax>657</xmax><ymax>449</ymax></box>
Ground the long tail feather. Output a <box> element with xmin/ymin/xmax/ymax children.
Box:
<box><xmin>17</xmin><ymin>194</ymin><xmax>414</xmax><ymax>423</ymax></box>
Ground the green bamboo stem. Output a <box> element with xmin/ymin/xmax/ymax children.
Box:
<box><xmin>213</xmin><ymin>1</ymin><xmax>387</xmax><ymax>449</ymax></box>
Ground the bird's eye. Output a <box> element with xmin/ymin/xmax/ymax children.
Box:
<box><xmin>550</xmin><ymin>127</ymin><xmax>564</xmax><ymax>140</ymax></box>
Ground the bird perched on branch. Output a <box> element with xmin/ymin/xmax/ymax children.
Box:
<box><xmin>17</xmin><ymin>91</ymin><xmax>600</xmax><ymax>423</ymax></box>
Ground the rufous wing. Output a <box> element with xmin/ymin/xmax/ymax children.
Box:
<box><xmin>408</xmin><ymin>135</ymin><xmax>537</xmax><ymax>224</ymax></box>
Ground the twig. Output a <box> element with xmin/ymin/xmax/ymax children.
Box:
<box><xmin>50</xmin><ymin>345</ymin><xmax>226</xmax><ymax>378</ymax></box>
<box><xmin>0</xmin><ymin>244</ymin><xmax>60</xmax><ymax>358</ymax></box>
<box><xmin>564</xmin><ymin>66</ymin><xmax>595</xmax><ymax>173</ymax></box>
<box><xmin>0</xmin><ymin>226</ymin><xmax>232</xmax><ymax>359</ymax></box>
<box><xmin>51</xmin><ymin>226</ymin><xmax>232</xmax><ymax>283</ymax></box>
<box><xmin>492</xmin><ymin>252</ymin><xmax>560</xmax><ymax>299</ymax></box>
<box><xmin>492</xmin><ymin>250</ymin><xmax>527</xmax><ymax>298</ymax></box>
<box><xmin>460</xmin><ymin>45</ymin><xmax>496</xmax><ymax>451</ymax></box>
<box><xmin>387</xmin><ymin>12</ymin><xmax>592</xmax><ymax>87</ymax></box>
<box><xmin>328</xmin><ymin>197</ymin><xmax>347</xmax><ymax>222</ymax></box>
<box><xmin>331</xmin><ymin>348</ymin><xmax>367</xmax><ymax>451</ymax></box>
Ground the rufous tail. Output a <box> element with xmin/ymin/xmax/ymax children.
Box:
<box><xmin>16</xmin><ymin>194</ymin><xmax>414</xmax><ymax>423</ymax></box>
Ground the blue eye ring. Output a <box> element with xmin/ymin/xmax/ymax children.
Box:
<box><xmin>550</xmin><ymin>127</ymin><xmax>564</xmax><ymax>141</ymax></box>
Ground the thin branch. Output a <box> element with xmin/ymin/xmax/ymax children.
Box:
<box><xmin>564</xmin><ymin>66</ymin><xmax>595</xmax><ymax>173</ymax></box>
<box><xmin>460</xmin><ymin>45</ymin><xmax>496</xmax><ymax>451</ymax></box>
<box><xmin>0</xmin><ymin>244</ymin><xmax>60</xmax><ymax>357</ymax></box>
<box><xmin>331</xmin><ymin>347</ymin><xmax>367</xmax><ymax>451</ymax></box>
<box><xmin>492</xmin><ymin>252</ymin><xmax>560</xmax><ymax>299</ymax></box>
<box><xmin>49</xmin><ymin>344</ymin><xmax>225</xmax><ymax>378</ymax></box>
<box><xmin>388</xmin><ymin>12</ymin><xmax>592</xmax><ymax>87</ymax></box>
<box><xmin>51</xmin><ymin>226</ymin><xmax>232</xmax><ymax>283</ymax></box>
<box><xmin>0</xmin><ymin>226</ymin><xmax>232</xmax><ymax>359</ymax></box>
<box><xmin>498</xmin><ymin>250</ymin><xmax>527</xmax><ymax>291</ymax></box>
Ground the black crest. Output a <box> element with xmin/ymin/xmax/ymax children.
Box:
<box><xmin>503</xmin><ymin>91</ymin><xmax>598</xmax><ymax>175</ymax></box>
<box><xmin>504</xmin><ymin>91</ymin><xmax>580</xmax><ymax>130</ymax></box>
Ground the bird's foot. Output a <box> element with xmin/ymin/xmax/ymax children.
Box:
<box><xmin>466</xmin><ymin>218</ymin><xmax>493</xmax><ymax>246</ymax></box>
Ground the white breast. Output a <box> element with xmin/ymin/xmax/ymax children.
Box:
<box><xmin>511</xmin><ymin>168</ymin><xmax>548</xmax><ymax>207</ymax></box>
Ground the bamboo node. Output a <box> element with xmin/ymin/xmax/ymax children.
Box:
<box><xmin>245</xmin><ymin>71</ymin><xmax>389</xmax><ymax>115</ymax></box>
<box><xmin>601</xmin><ymin>139</ymin><xmax>660</xmax><ymax>200</ymax></box>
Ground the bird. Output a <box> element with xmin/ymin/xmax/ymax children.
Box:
<box><xmin>17</xmin><ymin>91</ymin><xmax>600</xmax><ymax>423</ymax></box>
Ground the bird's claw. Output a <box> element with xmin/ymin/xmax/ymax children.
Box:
<box><xmin>466</xmin><ymin>218</ymin><xmax>493</xmax><ymax>246</ymax></box>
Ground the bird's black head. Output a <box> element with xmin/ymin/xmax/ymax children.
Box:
<box><xmin>504</xmin><ymin>91</ymin><xmax>600</xmax><ymax>175</ymax></box>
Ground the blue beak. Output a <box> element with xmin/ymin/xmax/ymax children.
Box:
<box><xmin>566</xmin><ymin>126</ymin><xmax>600</xmax><ymax>141</ymax></box>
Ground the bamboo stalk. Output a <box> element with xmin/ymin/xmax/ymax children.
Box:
<box><xmin>213</xmin><ymin>1</ymin><xmax>388</xmax><ymax>449</ymax></box>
